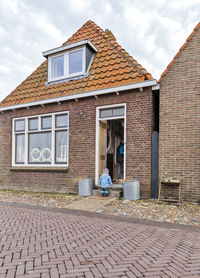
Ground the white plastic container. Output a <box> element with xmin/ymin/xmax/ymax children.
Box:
<box><xmin>78</xmin><ymin>179</ymin><xmax>92</xmax><ymax>196</ymax></box>
<box><xmin>123</xmin><ymin>179</ymin><xmax>140</xmax><ymax>200</ymax></box>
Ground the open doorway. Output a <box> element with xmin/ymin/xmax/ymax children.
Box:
<box><xmin>96</xmin><ymin>104</ymin><xmax>126</xmax><ymax>185</ymax></box>
<box><xmin>106</xmin><ymin>119</ymin><xmax>124</xmax><ymax>180</ymax></box>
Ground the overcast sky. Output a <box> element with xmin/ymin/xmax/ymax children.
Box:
<box><xmin>0</xmin><ymin>0</ymin><xmax>199</xmax><ymax>101</ymax></box>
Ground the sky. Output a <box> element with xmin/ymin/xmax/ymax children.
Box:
<box><xmin>0</xmin><ymin>0</ymin><xmax>199</xmax><ymax>101</ymax></box>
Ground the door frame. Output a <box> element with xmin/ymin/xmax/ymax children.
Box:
<box><xmin>95</xmin><ymin>103</ymin><xmax>127</xmax><ymax>185</ymax></box>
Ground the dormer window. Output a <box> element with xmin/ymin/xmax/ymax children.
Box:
<box><xmin>49</xmin><ymin>48</ymin><xmax>84</xmax><ymax>82</ymax></box>
<box><xmin>43</xmin><ymin>40</ymin><xmax>97</xmax><ymax>83</ymax></box>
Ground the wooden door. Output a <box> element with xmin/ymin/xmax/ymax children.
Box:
<box><xmin>99</xmin><ymin>121</ymin><xmax>107</xmax><ymax>178</ymax></box>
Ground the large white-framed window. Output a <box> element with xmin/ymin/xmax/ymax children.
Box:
<box><xmin>48</xmin><ymin>46</ymin><xmax>86</xmax><ymax>82</ymax></box>
<box><xmin>12</xmin><ymin>111</ymin><xmax>69</xmax><ymax>167</ymax></box>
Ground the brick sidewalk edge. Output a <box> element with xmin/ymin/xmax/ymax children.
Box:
<box><xmin>0</xmin><ymin>201</ymin><xmax>199</xmax><ymax>232</ymax></box>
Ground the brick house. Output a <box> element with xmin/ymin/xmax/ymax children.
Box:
<box><xmin>159</xmin><ymin>22</ymin><xmax>200</xmax><ymax>202</ymax></box>
<box><xmin>0</xmin><ymin>20</ymin><xmax>158</xmax><ymax>197</ymax></box>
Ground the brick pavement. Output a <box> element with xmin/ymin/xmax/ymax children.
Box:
<box><xmin>0</xmin><ymin>202</ymin><xmax>199</xmax><ymax>278</ymax></box>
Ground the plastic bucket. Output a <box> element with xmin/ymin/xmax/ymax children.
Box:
<box><xmin>78</xmin><ymin>179</ymin><xmax>92</xmax><ymax>196</ymax></box>
<box><xmin>123</xmin><ymin>179</ymin><xmax>140</xmax><ymax>200</ymax></box>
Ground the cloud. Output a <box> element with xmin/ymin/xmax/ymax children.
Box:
<box><xmin>0</xmin><ymin>0</ymin><xmax>199</xmax><ymax>101</ymax></box>
<box><xmin>1</xmin><ymin>0</ymin><xmax>20</xmax><ymax>15</ymax></box>
<box><xmin>69</xmin><ymin>0</ymin><xmax>93</xmax><ymax>13</ymax></box>
<box><xmin>0</xmin><ymin>65</ymin><xmax>11</xmax><ymax>73</ymax></box>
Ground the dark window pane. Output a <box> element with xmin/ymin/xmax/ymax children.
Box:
<box><xmin>41</xmin><ymin>116</ymin><xmax>52</xmax><ymax>129</ymax></box>
<box><xmin>55</xmin><ymin>130</ymin><xmax>68</xmax><ymax>164</ymax></box>
<box><xmin>86</xmin><ymin>47</ymin><xmax>93</xmax><ymax>71</ymax></box>
<box><xmin>113</xmin><ymin>107</ymin><xmax>124</xmax><ymax>116</ymax></box>
<box><xmin>100</xmin><ymin>107</ymin><xmax>124</xmax><ymax>118</ymax></box>
<box><xmin>51</xmin><ymin>55</ymin><xmax>64</xmax><ymax>78</ymax></box>
<box><xmin>29</xmin><ymin>118</ymin><xmax>38</xmax><ymax>131</ymax></box>
<box><xmin>15</xmin><ymin>134</ymin><xmax>25</xmax><ymax>163</ymax></box>
<box><xmin>15</xmin><ymin>119</ymin><xmax>25</xmax><ymax>132</ymax></box>
<box><xmin>28</xmin><ymin>132</ymin><xmax>52</xmax><ymax>164</ymax></box>
<box><xmin>69</xmin><ymin>50</ymin><xmax>83</xmax><ymax>74</ymax></box>
<box><xmin>55</xmin><ymin>114</ymin><xmax>68</xmax><ymax>128</ymax></box>
<box><xmin>100</xmin><ymin>109</ymin><xmax>112</xmax><ymax>118</ymax></box>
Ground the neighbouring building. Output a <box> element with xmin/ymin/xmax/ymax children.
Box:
<box><xmin>159</xmin><ymin>22</ymin><xmax>200</xmax><ymax>202</ymax></box>
<box><xmin>0</xmin><ymin>20</ymin><xmax>158</xmax><ymax>197</ymax></box>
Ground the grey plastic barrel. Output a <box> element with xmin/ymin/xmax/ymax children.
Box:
<box><xmin>78</xmin><ymin>179</ymin><xmax>92</xmax><ymax>196</ymax></box>
<box><xmin>123</xmin><ymin>179</ymin><xmax>140</xmax><ymax>200</ymax></box>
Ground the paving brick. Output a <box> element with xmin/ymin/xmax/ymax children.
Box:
<box><xmin>90</xmin><ymin>266</ymin><xmax>102</xmax><ymax>277</ymax></box>
<box><xmin>58</xmin><ymin>264</ymin><xmax>66</xmax><ymax>274</ymax></box>
<box><xmin>125</xmin><ymin>271</ymin><xmax>137</xmax><ymax>278</ymax></box>
<box><xmin>0</xmin><ymin>203</ymin><xmax>199</xmax><ymax>278</ymax></box>
<box><xmin>5</xmin><ymin>268</ymin><xmax>16</xmax><ymax>278</ymax></box>
<box><xmin>41</xmin><ymin>273</ymin><xmax>50</xmax><ymax>278</ymax></box>
<box><xmin>50</xmin><ymin>267</ymin><xmax>59</xmax><ymax>278</ymax></box>
<box><xmin>25</xmin><ymin>261</ymin><xmax>34</xmax><ymax>272</ymax></box>
<box><xmin>84</xmin><ymin>272</ymin><xmax>94</xmax><ymax>278</ymax></box>
<box><xmin>16</xmin><ymin>264</ymin><xmax>25</xmax><ymax>275</ymax></box>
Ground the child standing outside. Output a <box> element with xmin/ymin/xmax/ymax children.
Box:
<box><xmin>100</xmin><ymin>168</ymin><xmax>112</xmax><ymax>197</ymax></box>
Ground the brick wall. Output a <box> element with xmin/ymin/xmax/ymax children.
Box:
<box><xmin>0</xmin><ymin>88</ymin><xmax>153</xmax><ymax>197</ymax></box>
<box><xmin>159</xmin><ymin>27</ymin><xmax>200</xmax><ymax>202</ymax></box>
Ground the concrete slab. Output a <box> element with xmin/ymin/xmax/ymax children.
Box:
<box><xmin>93</xmin><ymin>189</ymin><xmax>121</xmax><ymax>197</ymax></box>
<box><xmin>66</xmin><ymin>196</ymin><xmax>116</xmax><ymax>212</ymax></box>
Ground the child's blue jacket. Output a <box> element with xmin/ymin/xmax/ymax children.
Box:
<box><xmin>100</xmin><ymin>174</ymin><xmax>112</xmax><ymax>188</ymax></box>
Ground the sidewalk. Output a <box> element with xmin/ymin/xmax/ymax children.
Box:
<box><xmin>66</xmin><ymin>196</ymin><xmax>116</xmax><ymax>212</ymax></box>
<box><xmin>0</xmin><ymin>190</ymin><xmax>199</xmax><ymax>226</ymax></box>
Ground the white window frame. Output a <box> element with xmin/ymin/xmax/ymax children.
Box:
<box><xmin>48</xmin><ymin>46</ymin><xmax>86</xmax><ymax>82</ymax></box>
<box><xmin>49</xmin><ymin>54</ymin><xmax>65</xmax><ymax>81</ymax></box>
<box><xmin>12</xmin><ymin>111</ymin><xmax>69</xmax><ymax>167</ymax></box>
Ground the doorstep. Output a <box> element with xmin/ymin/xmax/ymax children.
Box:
<box><xmin>93</xmin><ymin>184</ymin><xmax>123</xmax><ymax>198</ymax></box>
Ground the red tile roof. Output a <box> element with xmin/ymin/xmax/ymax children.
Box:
<box><xmin>159</xmin><ymin>22</ymin><xmax>200</xmax><ymax>82</ymax></box>
<box><xmin>0</xmin><ymin>20</ymin><xmax>153</xmax><ymax>108</ymax></box>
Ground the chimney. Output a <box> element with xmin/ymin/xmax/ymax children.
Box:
<box><xmin>105</xmin><ymin>29</ymin><xmax>116</xmax><ymax>41</ymax></box>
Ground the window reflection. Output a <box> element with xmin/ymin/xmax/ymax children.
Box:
<box><xmin>51</xmin><ymin>55</ymin><xmax>64</xmax><ymax>78</ymax></box>
<box><xmin>16</xmin><ymin>134</ymin><xmax>25</xmax><ymax>163</ymax></box>
<box><xmin>28</xmin><ymin>132</ymin><xmax>52</xmax><ymax>164</ymax></box>
<box><xmin>69</xmin><ymin>50</ymin><xmax>83</xmax><ymax>74</ymax></box>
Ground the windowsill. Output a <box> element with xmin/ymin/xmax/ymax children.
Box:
<box><xmin>47</xmin><ymin>72</ymin><xmax>85</xmax><ymax>84</ymax></box>
<box><xmin>10</xmin><ymin>166</ymin><xmax>69</xmax><ymax>172</ymax></box>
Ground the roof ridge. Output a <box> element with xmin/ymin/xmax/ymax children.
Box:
<box><xmin>103</xmin><ymin>36</ymin><xmax>150</xmax><ymax>78</ymax></box>
<box><xmin>62</xmin><ymin>20</ymin><xmax>101</xmax><ymax>46</ymax></box>
<box><xmin>63</xmin><ymin>20</ymin><xmax>153</xmax><ymax>79</ymax></box>
<box><xmin>159</xmin><ymin>21</ymin><xmax>200</xmax><ymax>82</ymax></box>
<box><xmin>91</xmin><ymin>21</ymin><xmax>153</xmax><ymax>79</ymax></box>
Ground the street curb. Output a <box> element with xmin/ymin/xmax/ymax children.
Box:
<box><xmin>0</xmin><ymin>201</ymin><xmax>199</xmax><ymax>232</ymax></box>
